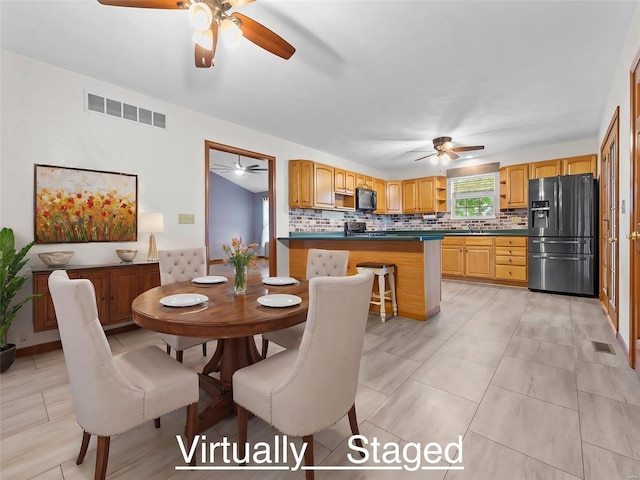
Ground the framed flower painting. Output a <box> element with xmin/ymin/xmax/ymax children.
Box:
<box><xmin>34</xmin><ymin>164</ymin><xmax>138</xmax><ymax>243</ymax></box>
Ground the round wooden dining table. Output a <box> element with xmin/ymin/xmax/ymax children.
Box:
<box><xmin>131</xmin><ymin>274</ymin><xmax>308</xmax><ymax>433</ymax></box>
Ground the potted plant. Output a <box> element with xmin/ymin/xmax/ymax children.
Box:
<box><xmin>1</xmin><ymin>227</ymin><xmax>40</xmax><ymax>373</ymax></box>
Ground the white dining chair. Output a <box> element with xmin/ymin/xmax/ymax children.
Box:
<box><xmin>233</xmin><ymin>270</ymin><xmax>374</xmax><ymax>480</ymax></box>
<box><xmin>261</xmin><ymin>248</ymin><xmax>349</xmax><ymax>357</ymax></box>
<box><xmin>48</xmin><ymin>270</ymin><xmax>198</xmax><ymax>480</ymax></box>
<box><xmin>158</xmin><ymin>247</ymin><xmax>213</xmax><ymax>362</ymax></box>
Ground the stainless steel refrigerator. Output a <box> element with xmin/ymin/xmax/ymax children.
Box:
<box><xmin>528</xmin><ymin>173</ymin><xmax>597</xmax><ymax>296</ymax></box>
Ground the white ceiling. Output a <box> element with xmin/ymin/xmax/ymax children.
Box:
<box><xmin>1</xmin><ymin>0</ymin><xmax>637</xmax><ymax>171</ymax></box>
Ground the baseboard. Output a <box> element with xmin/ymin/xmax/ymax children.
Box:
<box><xmin>16</xmin><ymin>324</ymin><xmax>141</xmax><ymax>358</ymax></box>
<box><xmin>617</xmin><ymin>333</ymin><xmax>631</xmax><ymax>367</ymax></box>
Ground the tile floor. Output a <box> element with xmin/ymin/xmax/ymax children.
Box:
<box><xmin>2</xmin><ymin>280</ymin><xmax>640</xmax><ymax>479</ymax></box>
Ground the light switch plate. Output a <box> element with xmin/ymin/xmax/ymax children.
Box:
<box><xmin>621</xmin><ymin>199</ymin><xmax>626</xmax><ymax>214</ymax></box>
<box><xmin>178</xmin><ymin>213</ymin><xmax>195</xmax><ymax>224</ymax></box>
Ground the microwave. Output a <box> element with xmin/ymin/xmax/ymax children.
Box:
<box><xmin>355</xmin><ymin>188</ymin><xmax>377</xmax><ymax>211</ymax></box>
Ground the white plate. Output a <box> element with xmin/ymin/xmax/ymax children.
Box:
<box><xmin>160</xmin><ymin>293</ymin><xmax>209</xmax><ymax>307</ymax></box>
<box><xmin>262</xmin><ymin>276</ymin><xmax>298</xmax><ymax>286</ymax></box>
<box><xmin>257</xmin><ymin>294</ymin><xmax>302</xmax><ymax>308</ymax></box>
<box><xmin>192</xmin><ymin>276</ymin><xmax>228</xmax><ymax>284</ymax></box>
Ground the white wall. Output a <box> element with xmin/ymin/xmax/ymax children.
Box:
<box><xmin>0</xmin><ymin>50</ymin><xmax>389</xmax><ymax>348</ymax></box>
<box><xmin>596</xmin><ymin>1</ymin><xmax>640</xmax><ymax>351</ymax></box>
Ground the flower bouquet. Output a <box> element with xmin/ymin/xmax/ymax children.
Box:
<box><xmin>222</xmin><ymin>237</ymin><xmax>259</xmax><ymax>294</ymax></box>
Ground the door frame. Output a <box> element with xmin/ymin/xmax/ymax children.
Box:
<box><xmin>630</xmin><ymin>53</ymin><xmax>640</xmax><ymax>369</ymax></box>
<box><xmin>204</xmin><ymin>140</ymin><xmax>277</xmax><ymax>277</ymax></box>
<box><xmin>600</xmin><ymin>107</ymin><xmax>620</xmax><ymax>331</ymax></box>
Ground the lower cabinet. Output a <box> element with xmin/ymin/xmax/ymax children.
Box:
<box><xmin>494</xmin><ymin>237</ymin><xmax>527</xmax><ymax>283</ymax></box>
<box><xmin>33</xmin><ymin>262</ymin><xmax>160</xmax><ymax>332</ymax></box>
<box><xmin>441</xmin><ymin>235</ymin><xmax>527</xmax><ymax>286</ymax></box>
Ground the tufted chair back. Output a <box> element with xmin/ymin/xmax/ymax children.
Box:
<box><xmin>158</xmin><ymin>247</ymin><xmax>207</xmax><ymax>285</ymax></box>
<box><xmin>305</xmin><ymin>248</ymin><xmax>349</xmax><ymax>280</ymax></box>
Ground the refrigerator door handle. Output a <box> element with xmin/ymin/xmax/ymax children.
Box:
<box><xmin>530</xmin><ymin>254</ymin><xmax>592</xmax><ymax>260</ymax></box>
<box><xmin>531</xmin><ymin>239</ymin><xmax>585</xmax><ymax>244</ymax></box>
<box><xmin>555</xmin><ymin>179</ymin><xmax>561</xmax><ymax>233</ymax></box>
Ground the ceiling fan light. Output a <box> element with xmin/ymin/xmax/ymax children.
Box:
<box><xmin>430</xmin><ymin>156</ymin><xmax>439</xmax><ymax>165</ymax></box>
<box><xmin>189</xmin><ymin>2</ymin><xmax>213</xmax><ymax>30</ymax></box>
<box><xmin>440</xmin><ymin>153</ymin><xmax>451</xmax><ymax>165</ymax></box>
<box><xmin>221</xmin><ymin>17</ymin><xmax>243</xmax><ymax>45</ymax></box>
<box><xmin>192</xmin><ymin>29</ymin><xmax>214</xmax><ymax>50</ymax></box>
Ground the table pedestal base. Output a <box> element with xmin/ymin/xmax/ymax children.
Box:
<box><xmin>196</xmin><ymin>336</ymin><xmax>261</xmax><ymax>433</ymax></box>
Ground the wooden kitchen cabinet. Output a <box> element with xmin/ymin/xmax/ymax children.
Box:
<box><xmin>529</xmin><ymin>159</ymin><xmax>562</xmax><ymax>179</ymax></box>
<box><xmin>33</xmin><ymin>263</ymin><xmax>160</xmax><ymax>332</ymax></box>
<box><xmin>334</xmin><ymin>168</ymin><xmax>356</xmax><ymax>194</ymax></box>
<box><xmin>561</xmin><ymin>154</ymin><xmax>597</xmax><ymax>176</ymax></box>
<box><xmin>464</xmin><ymin>236</ymin><xmax>494</xmax><ymax>279</ymax></box>
<box><xmin>313</xmin><ymin>163</ymin><xmax>335</xmax><ymax>208</ymax></box>
<box><xmin>386</xmin><ymin>181</ymin><xmax>402</xmax><ymax>213</ymax></box>
<box><xmin>402</xmin><ymin>176</ymin><xmax>446</xmax><ymax>213</ymax></box>
<box><xmin>500</xmin><ymin>164</ymin><xmax>529</xmax><ymax>208</ymax></box>
<box><xmin>373</xmin><ymin>177</ymin><xmax>386</xmax><ymax>214</ymax></box>
<box><xmin>494</xmin><ymin>236</ymin><xmax>527</xmax><ymax>284</ymax></box>
<box><xmin>356</xmin><ymin>174</ymin><xmax>373</xmax><ymax>189</ymax></box>
<box><xmin>288</xmin><ymin>160</ymin><xmax>314</xmax><ymax>208</ymax></box>
<box><xmin>441</xmin><ymin>237</ymin><xmax>464</xmax><ymax>276</ymax></box>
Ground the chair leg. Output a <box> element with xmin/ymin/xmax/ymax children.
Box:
<box><xmin>77</xmin><ymin>431</ymin><xmax>91</xmax><ymax>465</ymax></box>
<box><xmin>154</xmin><ymin>418</ymin><xmax>161</xmax><ymax>429</ymax></box>
<box><xmin>302</xmin><ymin>435</ymin><xmax>314</xmax><ymax>480</ymax></box>
<box><xmin>94</xmin><ymin>436</ymin><xmax>110</xmax><ymax>480</ymax></box>
<box><xmin>237</xmin><ymin>404</ymin><xmax>248</xmax><ymax>465</ymax></box>
<box><xmin>176</xmin><ymin>350</ymin><xmax>184</xmax><ymax>363</ymax></box>
<box><xmin>261</xmin><ymin>339</ymin><xmax>270</xmax><ymax>359</ymax></box>
<box><xmin>186</xmin><ymin>403</ymin><xmax>198</xmax><ymax>466</ymax></box>
<box><xmin>347</xmin><ymin>404</ymin><xmax>365</xmax><ymax>458</ymax></box>
<box><xmin>166</xmin><ymin>344</ymin><xmax>171</xmax><ymax>355</ymax></box>
<box><xmin>202</xmin><ymin>342</ymin><xmax>207</xmax><ymax>357</ymax></box>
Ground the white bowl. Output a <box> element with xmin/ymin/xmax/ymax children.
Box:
<box><xmin>38</xmin><ymin>251</ymin><xmax>74</xmax><ymax>267</ymax></box>
<box><xmin>116</xmin><ymin>249</ymin><xmax>137</xmax><ymax>262</ymax></box>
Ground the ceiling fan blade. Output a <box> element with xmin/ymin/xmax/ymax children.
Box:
<box><xmin>414</xmin><ymin>153</ymin><xmax>437</xmax><ymax>162</ymax></box>
<box><xmin>451</xmin><ymin>145</ymin><xmax>485</xmax><ymax>152</ymax></box>
<box><xmin>447</xmin><ymin>152</ymin><xmax>460</xmax><ymax>160</ymax></box>
<box><xmin>194</xmin><ymin>23</ymin><xmax>218</xmax><ymax>68</ymax></box>
<box><xmin>212</xmin><ymin>163</ymin><xmax>232</xmax><ymax>169</ymax></box>
<box><xmin>97</xmin><ymin>0</ymin><xmax>183</xmax><ymax>9</ymax></box>
<box><xmin>225</xmin><ymin>0</ymin><xmax>255</xmax><ymax>7</ymax></box>
<box><xmin>231</xmin><ymin>12</ymin><xmax>295</xmax><ymax>59</ymax></box>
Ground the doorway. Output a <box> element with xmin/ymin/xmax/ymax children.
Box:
<box><xmin>204</xmin><ymin>141</ymin><xmax>276</xmax><ymax>277</ymax></box>
<box><xmin>600</xmin><ymin>107</ymin><xmax>620</xmax><ymax>332</ymax></box>
<box><xmin>630</xmin><ymin>56</ymin><xmax>640</xmax><ymax>370</ymax></box>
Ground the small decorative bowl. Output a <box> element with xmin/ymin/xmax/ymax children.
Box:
<box><xmin>38</xmin><ymin>251</ymin><xmax>74</xmax><ymax>267</ymax></box>
<box><xmin>116</xmin><ymin>249</ymin><xmax>137</xmax><ymax>262</ymax></box>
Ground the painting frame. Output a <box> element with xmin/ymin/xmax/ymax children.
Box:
<box><xmin>34</xmin><ymin>164</ymin><xmax>138</xmax><ymax>244</ymax></box>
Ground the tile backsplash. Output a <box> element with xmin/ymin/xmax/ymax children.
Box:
<box><xmin>289</xmin><ymin>208</ymin><xmax>529</xmax><ymax>232</ymax></box>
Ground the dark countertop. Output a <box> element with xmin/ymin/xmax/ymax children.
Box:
<box><xmin>281</xmin><ymin>229</ymin><xmax>527</xmax><ymax>242</ymax></box>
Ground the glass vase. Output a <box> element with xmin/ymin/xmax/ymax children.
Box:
<box><xmin>234</xmin><ymin>265</ymin><xmax>248</xmax><ymax>294</ymax></box>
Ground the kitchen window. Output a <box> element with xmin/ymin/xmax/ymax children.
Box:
<box><xmin>449</xmin><ymin>172</ymin><xmax>499</xmax><ymax>219</ymax></box>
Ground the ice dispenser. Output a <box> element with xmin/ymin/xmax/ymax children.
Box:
<box><xmin>530</xmin><ymin>200</ymin><xmax>550</xmax><ymax>229</ymax></box>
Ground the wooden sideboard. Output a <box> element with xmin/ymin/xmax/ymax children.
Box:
<box><xmin>32</xmin><ymin>262</ymin><xmax>160</xmax><ymax>332</ymax></box>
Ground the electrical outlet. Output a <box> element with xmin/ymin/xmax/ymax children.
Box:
<box><xmin>19</xmin><ymin>331</ymin><xmax>28</xmax><ymax>342</ymax></box>
<box><xmin>178</xmin><ymin>213</ymin><xmax>195</xmax><ymax>224</ymax></box>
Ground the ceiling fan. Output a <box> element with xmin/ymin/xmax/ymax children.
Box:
<box><xmin>413</xmin><ymin>136</ymin><xmax>485</xmax><ymax>164</ymax></box>
<box><xmin>211</xmin><ymin>157</ymin><xmax>268</xmax><ymax>175</ymax></box>
<box><xmin>97</xmin><ymin>0</ymin><xmax>295</xmax><ymax>68</ymax></box>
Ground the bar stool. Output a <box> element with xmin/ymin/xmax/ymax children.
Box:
<box><xmin>355</xmin><ymin>262</ymin><xmax>398</xmax><ymax>322</ymax></box>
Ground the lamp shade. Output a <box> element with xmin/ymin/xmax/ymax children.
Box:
<box><xmin>139</xmin><ymin>213</ymin><xmax>164</xmax><ymax>233</ymax></box>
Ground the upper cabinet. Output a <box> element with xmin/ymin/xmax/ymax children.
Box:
<box><xmin>335</xmin><ymin>168</ymin><xmax>356</xmax><ymax>195</ymax></box>
<box><xmin>500</xmin><ymin>164</ymin><xmax>529</xmax><ymax>208</ymax></box>
<box><xmin>356</xmin><ymin>174</ymin><xmax>373</xmax><ymax>189</ymax></box>
<box><xmin>402</xmin><ymin>176</ymin><xmax>446</xmax><ymax>213</ymax></box>
<box><xmin>562</xmin><ymin>154</ymin><xmax>597</xmax><ymax>176</ymax></box>
<box><xmin>530</xmin><ymin>155</ymin><xmax>597</xmax><ymax>179</ymax></box>
<box><xmin>313</xmin><ymin>163</ymin><xmax>335</xmax><ymax>209</ymax></box>
<box><xmin>386</xmin><ymin>181</ymin><xmax>403</xmax><ymax>214</ymax></box>
<box><xmin>373</xmin><ymin>178</ymin><xmax>387</xmax><ymax>214</ymax></box>
<box><xmin>529</xmin><ymin>159</ymin><xmax>562</xmax><ymax>179</ymax></box>
<box><xmin>289</xmin><ymin>160</ymin><xmax>314</xmax><ymax>208</ymax></box>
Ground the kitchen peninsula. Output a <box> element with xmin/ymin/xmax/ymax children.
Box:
<box><xmin>279</xmin><ymin>232</ymin><xmax>443</xmax><ymax>321</ymax></box>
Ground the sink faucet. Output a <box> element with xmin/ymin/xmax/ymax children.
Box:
<box><xmin>467</xmin><ymin>224</ymin><xmax>474</xmax><ymax>233</ymax></box>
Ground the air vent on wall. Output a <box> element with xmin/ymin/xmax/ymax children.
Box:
<box><xmin>86</xmin><ymin>92</ymin><xmax>166</xmax><ymax>130</ymax></box>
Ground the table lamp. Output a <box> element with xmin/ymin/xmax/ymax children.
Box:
<box><xmin>139</xmin><ymin>212</ymin><xmax>164</xmax><ymax>262</ymax></box>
